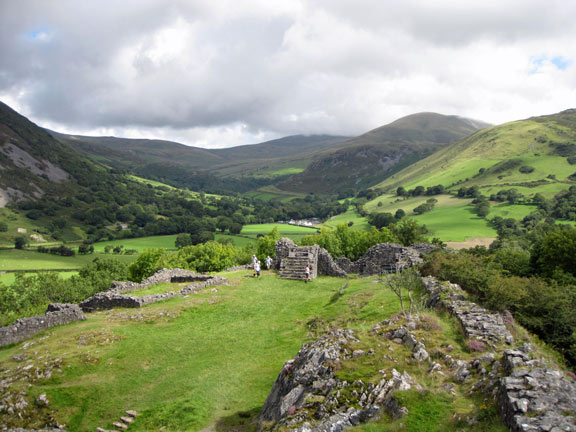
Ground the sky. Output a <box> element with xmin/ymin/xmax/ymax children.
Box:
<box><xmin>1</xmin><ymin>0</ymin><xmax>575</xmax><ymax>148</ymax></box>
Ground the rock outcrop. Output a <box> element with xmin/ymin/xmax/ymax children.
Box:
<box><xmin>259</xmin><ymin>329</ymin><xmax>417</xmax><ymax>431</ymax></box>
<box><xmin>0</xmin><ymin>304</ymin><xmax>85</xmax><ymax>348</ymax></box>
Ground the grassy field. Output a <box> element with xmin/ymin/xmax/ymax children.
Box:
<box><xmin>0</xmin><ymin>249</ymin><xmax>136</xmax><ymax>272</ymax></box>
<box><xmin>0</xmin><ymin>271</ymin><xmax>509</xmax><ymax>432</ymax></box>
<box><xmin>0</xmin><ymin>270</ymin><xmax>78</xmax><ymax>285</ymax></box>
<box><xmin>414</xmin><ymin>204</ymin><xmax>497</xmax><ymax>242</ymax></box>
<box><xmin>245</xmin><ymin>185</ymin><xmax>305</xmax><ymax>202</ymax></box>
<box><xmin>322</xmin><ymin>207</ymin><xmax>370</xmax><ymax>231</ymax></box>
<box><xmin>93</xmin><ymin>235</ymin><xmax>180</xmax><ymax>252</ymax></box>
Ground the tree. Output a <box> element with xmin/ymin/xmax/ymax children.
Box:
<box><xmin>390</xmin><ymin>218</ymin><xmax>426</xmax><ymax>246</ymax></box>
<box><xmin>531</xmin><ymin>225</ymin><xmax>576</xmax><ymax>279</ymax></box>
<box><xmin>128</xmin><ymin>248</ymin><xmax>167</xmax><ymax>281</ymax></box>
<box><xmin>257</xmin><ymin>227</ymin><xmax>280</xmax><ymax>261</ymax></box>
<box><xmin>383</xmin><ymin>267</ymin><xmax>421</xmax><ymax>317</ymax></box>
<box><xmin>14</xmin><ymin>236</ymin><xmax>28</xmax><ymax>249</ymax></box>
<box><xmin>175</xmin><ymin>233</ymin><xmax>193</xmax><ymax>249</ymax></box>
<box><xmin>229</xmin><ymin>222</ymin><xmax>243</xmax><ymax>235</ymax></box>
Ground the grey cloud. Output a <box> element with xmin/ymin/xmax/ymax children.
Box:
<box><xmin>0</xmin><ymin>0</ymin><xmax>575</xmax><ymax>146</ymax></box>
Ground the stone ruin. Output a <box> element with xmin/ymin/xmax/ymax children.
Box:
<box><xmin>422</xmin><ymin>276</ymin><xmax>576</xmax><ymax>432</ymax></box>
<box><xmin>275</xmin><ymin>238</ymin><xmax>432</xmax><ymax>280</ymax></box>
<box><xmin>275</xmin><ymin>238</ymin><xmax>347</xmax><ymax>281</ymax></box>
<box><xmin>0</xmin><ymin>304</ymin><xmax>85</xmax><ymax>348</ymax></box>
<box><xmin>80</xmin><ymin>268</ymin><xmax>227</xmax><ymax>312</ymax></box>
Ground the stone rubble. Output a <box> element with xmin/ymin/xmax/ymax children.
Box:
<box><xmin>258</xmin><ymin>328</ymin><xmax>418</xmax><ymax>431</ymax></box>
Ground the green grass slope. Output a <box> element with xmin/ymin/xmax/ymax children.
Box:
<box><xmin>277</xmin><ymin>113</ymin><xmax>489</xmax><ymax>194</ymax></box>
<box><xmin>375</xmin><ymin>109</ymin><xmax>576</xmax><ymax>193</ymax></box>
<box><xmin>0</xmin><ymin>271</ymin><xmax>524</xmax><ymax>432</ymax></box>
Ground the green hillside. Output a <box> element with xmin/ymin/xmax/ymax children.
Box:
<box><xmin>374</xmin><ymin>110</ymin><xmax>576</xmax><ymax>192</ymax></box>
<box><xmin>278</xmin><ymin>113</ymin><xmax>490</xmax><ymax>194</ymax></box>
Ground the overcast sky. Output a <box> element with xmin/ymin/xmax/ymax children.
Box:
<box><xmin>1</xmin><ymin>0</ymin><xmax>575</xmax><ymax>148</ymax></box>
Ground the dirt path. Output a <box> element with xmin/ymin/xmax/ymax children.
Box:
<box><xmin>445</xmin><ymin>237</ymin><xmax>496</xmax><ymax>250</ymax></box>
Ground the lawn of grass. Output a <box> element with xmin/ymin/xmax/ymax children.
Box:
<box><xmin>0</xmin><ymin>271</ymin><xmax>511</xmax><ymax>431</ymax></box>
<box><xmin>322</xmin><ymin>207</ymin><xmax>370</xmax><ymax>231</ymax></box>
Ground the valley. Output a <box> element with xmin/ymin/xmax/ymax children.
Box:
<box><xmin>1</xmin><ymin>101</ymin><xmax>576</xmax><ymax>432</ymax></box>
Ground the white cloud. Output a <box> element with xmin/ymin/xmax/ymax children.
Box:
<box><xmin>0</xmin><ymin>0</ymin><xmax>574</xmax><ymax>147</ymax></box>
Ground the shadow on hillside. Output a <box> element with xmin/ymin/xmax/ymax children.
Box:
<box><xmin>210</xmin><ymin>406</ymin><xmax>261</xmax><ymax>432</ymax></box>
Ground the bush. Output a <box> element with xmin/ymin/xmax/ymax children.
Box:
<box><xmin>519</xmin><ymin>166</ymin><xmax>535</xmax><ymax>174</ymax></box>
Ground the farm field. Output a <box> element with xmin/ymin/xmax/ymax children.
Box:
<box><xmin>0</xmin><ymin>271</ymin><xmax>508</xmax><ymax>432</ymax></box>
<box><xmin>0</xmin><ymin>270</ymin><xmax>78</xmax><ymax>285</ymax></box>
<box><xmin>413</xmin><ymin>202</ymin><xmax>497</xmax><ymax>242</ymax></box>
<box><xmin>93</xmin><ymin>235</ymin><xmax>180</xmax><ymax>252</ymax></box>
<box><xmin>322</xmin><ymin>207</ymin><xmax>370</xmax><ymax>231</ymax></box>
<box><xmin>0</xmin><ymin>249</ymin><xmax>136</xmax><ymax>272</ymax></box>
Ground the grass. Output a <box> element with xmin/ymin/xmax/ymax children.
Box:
<box><xmin>0</xmin><ymin>271</ymin><xmax>539</xmax><ymax>431</ymax></box>
<box><xmin>92</xmin><ymin>235</ymin><xmax>180</xmax><ymax>252</ymax></box>
<box><xmin>125</xmin><ymin>282</ymin><xmax>191</xmax><ymax>297</ymax></box>
<box><xmin>0</xmin><ymin>273</ymin><xmax>396</xmax><ymax>431</ymax></box>
<box><xmin>414</xmin><ymin>204</ymin><xmax>496</xmax><ymax>242</ymax></box>
<box><xmin>322</xmin><ymin>207</ymin><xmax>370</xmax><ymax>231</ymax></box>
<box><xmin>0</xmin><ymin>249</ymin><xmax>136</xmax><ymax>272</ymax></box>
<box><xmin>0</xmin><ymin>270</ymin><xmax>78</xmax><ymax>285</ymax></box>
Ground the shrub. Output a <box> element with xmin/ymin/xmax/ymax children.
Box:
<box><xmin>519</xmin><ymin>166</ymin><xmax>535</xmax><ymax>174</ymax></box>
<box><xmin>467</xmin><ymin>340</ymin><xmax>486</xmax><ymax>352</ymax></box>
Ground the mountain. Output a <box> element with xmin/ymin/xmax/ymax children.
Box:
<box><xmin>53</xmin><ymin>132</ymin><xmax>351</xmax><ymax>178</ymax></box>
<box><xmin>373</xmin><ymin>109</ymin><xmax>576</xmax><ymax>193</ymax></box>
<box><xmin>276</xmin><ymin>113</ymin><xmax>490</xmax><ymax>193</ymax></box>
<box><xmin>0</xmin><ymin>101</ymin><xmax>84</xmax><ymax>205</ymax></box>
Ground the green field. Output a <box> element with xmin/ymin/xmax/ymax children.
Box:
<box><xmin>414</xmin><ymin>204</ymin><xmax>497</xmax><ymax>242</ymax></box>
<box><xmin>0</xmin><ymin>249</ymin><xmax>136</xmax><ymax>272</ymax></box>
<box><xmin>322</xmin><ymin>207</ymin><xmax>370</xmax><ymax>230</ymax></box>
<box><xmin>0</xmin><ymin>270</ymin><xmax>78</xmax><ymax>285</ymax></box>
<box><xmin>0</xmin><ymin>271</ymin><xmax>508</xmax><ymax>431</ymax></box>
<box><xmin>93</xmin><ymin>235</ymin><xmax>180</xmax><ymax>252</ymax></box>
<box><xmin>245</xmin><ymin>185</ymin><xmax>305</xmax><ymax>202</ymax></box>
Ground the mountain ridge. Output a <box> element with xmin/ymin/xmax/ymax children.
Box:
<box><xmin>277</xmin><ymin>112</ymin><xmax>490</xmax><ymax>193</ymax></box>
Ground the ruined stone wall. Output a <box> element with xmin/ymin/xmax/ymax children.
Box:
<box><xmin>0</xmin><ymin>304</ymin><xmax>85</xmax><ymax>348</ymax></box>
<box><xmin>421</xmin><ymin>276</ymin><xmax>513</xmax><ymax>345</ymax></box>
<box><xmin>317</xmin><ymin>247</ymin><xmax>347</xmax><ymax>278</ymax></box>
<box><xmin>352</xmin><ymin>243</ymin><xmax>424</xmax><ymax>276</ymax></box>
<box><xmin>421</xmin><ymin>276</ymin><xmax>576</xmax><ymax>432</ymax></box>
<box><xmin>80</xmin><ymin>275</ymin><xmax>228</xmax><ymax>312</ymax></box>
<box><xmin>110</xmin><ymin>268</ymin><xmax>197</xmax><ymax>293</ymax></box>
<box><xmin>498</xmin><ymin>347</ymin><xmax>576</xmax><ymax>432</ymax></box>
<box><xmin>274</xmin><ymin>238</ymin><xmax>297</xmax><ymax>270</ymax></box>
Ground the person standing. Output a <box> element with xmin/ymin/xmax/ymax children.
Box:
<box><xmin>265</xmin><ymin>255</ymin><xmax>273</xmax><ymax>270</ymax></box>
<box><xmin>305</xmin><ymin>265</ymin><xmax>311</xmax><ymax>283</ymax></box>
<box><xmin>251</xmin><ymin>254</ymin><xmax>258</xmax><ymax>276</ymax></box>
<box><xmin>254</xmin><ymin>260</ymin><xmax>261</xmax><ymax>278</ymax></box>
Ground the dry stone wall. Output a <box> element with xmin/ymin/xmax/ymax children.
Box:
<box><xmin>80</xmin><ymin>270</ymin><xmax>227</xmax><ymax>312</ymax></box>
<box><xmin>0</xmin><ymin>304</ymin><xmax>85</xmax><ymax>348</ymax></box>
<box><xmin>498</xmin><ymin>347</ymin><xmax>576</xmax><ymax>432</ymax></box>
<box><xmin>421</xmin><ymin>276</ymin><xmax>514</xmax><ymax>345</ymax></box>
<box><xmin>421</xmin><ymin>276</ymin><xmax>576</xmax><ymax>432</ymax></box>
